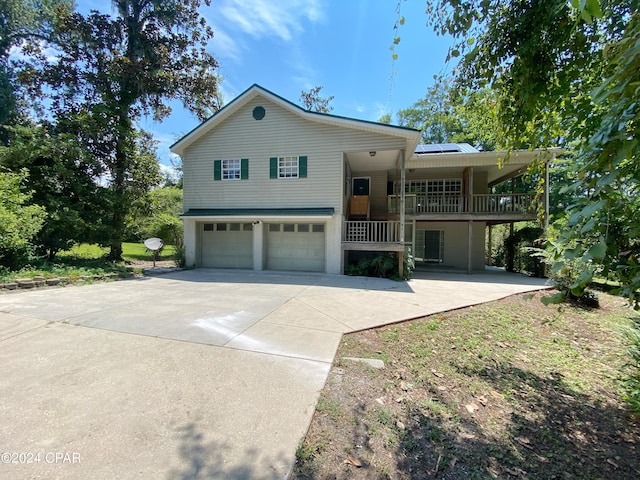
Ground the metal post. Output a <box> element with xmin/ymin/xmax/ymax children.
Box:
<box><xmin>468</xmin><ymin>221</ymin><xmax>473</xmax><ymax>274</ymax></box>
<box><xmin>399</xmin><ymin>149</ymin><xmax>406</xmax><ymax>277</ymax></box>
<box><xmin>487</xmin><ymin>224</ymin><xmax>493</xmax><ymax>266</ymax></box>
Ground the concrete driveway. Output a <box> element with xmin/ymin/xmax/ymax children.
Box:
<box><xmin>0</xmin><ymin>269</ymin><xmax>548</xmax><ymax>479</ymax></box>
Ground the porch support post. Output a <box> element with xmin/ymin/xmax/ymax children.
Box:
<box><xmin>464</xmin><ymin>167</ymin><xmax>474</xmax><ymax>213</ymax></box>
<box><xmin>467</xmin><ymin>220</ymin><xmax>473</xmax><ymax>274</ymax></box>
<box><xmin>487</xmin><ymin>224</ymin><xmax>493</xmax><ymax>266</ymax></box>
<box><xmin>399</xmin><ymin>149</ymin><xmax>406</xmax><ymax>277</ymax></box>
<box><xmin>544</xmin><ymin>155</ymin><xmax>551</xmax><ymax>230</ymax></box>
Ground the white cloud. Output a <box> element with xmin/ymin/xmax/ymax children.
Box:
<box><xmin>210</xmin><ymin>27</ymin><xmax>243</xmax><ymax>62</ymax></box>
<box><xmin>159</xmin><ymin>162</ymin><xmax>181</xmax><ymax>183</ymax></box>
<box><xmin>9</xmin><ymin>41</ymin><xmax>61</xmax><ymax>63</ymax></box>
<box><xmin>218</xmin><ymin>0</ymin><xmax>326</xmax><ymax>42</ymax></box>
<box><xmin>292</xmin><ymin>76</ymin><xmax>315</xmax><ymax>91</ymax></box>
<box><xmin>373</xmin><ymin>102</ymin><xmax>392</xmax><ymax>122</ymax></box>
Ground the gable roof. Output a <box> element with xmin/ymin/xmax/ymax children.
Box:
<box><xmin>170</xmin><ymin>84</ymin><xmax>422</xmax><ymax>156</ymax></box>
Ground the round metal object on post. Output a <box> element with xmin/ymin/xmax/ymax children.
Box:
<box><xmin>144</xmin><ymin>237</ymin><xmax>164</xmax><ymax>251</ymax></box>
<box><xmin>143</xmin><ymin>238</ymin><xmax>164</xmax><ymax>267</ymax></box>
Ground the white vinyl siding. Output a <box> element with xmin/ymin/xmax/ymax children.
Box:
<box><xmin>182</xmin><ymin>97</ymin><xmax>407</xmax><ymax>211</ymax></box>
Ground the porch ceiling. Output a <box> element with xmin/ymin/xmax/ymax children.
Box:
<box><xmin>346</xmin><ymin>149</ymin><xmax>400</xmax><ymax>172</ymax></box>
<box><xmin>407</xmin><ymin>148</ymin><xmax>563</xmax><ymax>185</ymax></box>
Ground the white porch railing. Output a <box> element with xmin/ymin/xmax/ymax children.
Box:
<box><xmin>412</xmin><ymin>195</ymin><xmax>468</xmax><ymax>214</ymax></box>
<box><xmin>472</xmin><ymin>194</ymin><xmax>536</xmax><ymax>214</ymax></box>
<box><xmin>384</xmin><ymin>193</ymin><xmax>536</xmax><ymax>215</ymax></box>
<box><xmin>343</xmin><ymin>221</ymin><xmax>400</xmax><ymax>243</ymax></box>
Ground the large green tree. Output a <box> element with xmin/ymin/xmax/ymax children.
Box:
<box><xmin>424</xmin><ymin>0</ymin><xmax>639</xmax><ymax>306</ymax></box>
<box><xmin>394</xmin><ymin>77</ymin><xmax>501</xmax><ymax>150</ymax></box>
<box><xmin>424</xmin><ymin>0</ymin><xmax>627</xmax><ymax>148</ymax></box>
<box><xmin>20</xmin><ymin>0</ymin><xmax>220</xmax><ymax>260</ymax></box>
<box><xmin>0</xmin><ymin>0</ymin><xmax>73</xmax><ymax>143</ymax></box>
<box><xmin>127</xmin><ymin>185</ymin><xmax>183</xmax><ymax>261</ymax></box>
<box><xmin>0</xmin><ymin>123</ymin><xmax>108</xmax><ymax>259</ymax></box>
<box><xmin>546</xmin><ymin>11</ymin><xmax>640</xmax><ymax>307</ymax></box>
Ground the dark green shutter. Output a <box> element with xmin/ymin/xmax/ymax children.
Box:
<box><xmin>214</xmin><ymin>160</ymin><xmax>221</xmax><ymax>180</ymax></box>
<box><xmin>269</xmin><ymin>157</ymin><xmax>278</xmax><ymax>179</ymax></box>
<box><xmin>241</xmin><ymin>158</ymin><xmax>249</xmax><ymax>179</ymax></box>
<box><xmin>299</xmin><ymin>156</ymin><xmax>307</xmax><ymax>178</ymax></box>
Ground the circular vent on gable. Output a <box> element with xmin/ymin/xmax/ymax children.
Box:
<box><xmin>252</xmin><ymin>106</ymin><xmax>266</xmax><ymax>120</ymax></box>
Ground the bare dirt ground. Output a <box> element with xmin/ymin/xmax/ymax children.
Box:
<box><xmin>126</xmin><ymin>259</ymin><xmax>177</xmax><ymax>270</ymax></box>
<box><xmin>292</xmin><ymin>290</ymin><xmax>640</xmax><ymax>479</ymax></box>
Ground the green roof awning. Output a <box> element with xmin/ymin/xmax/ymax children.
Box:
<box><xmin>181</xmin><ymin>208</ymin><xmax>335</xmax><ymax>217</ymax></box>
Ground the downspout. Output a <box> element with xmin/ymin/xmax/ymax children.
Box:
<box><xmin>399</xmin><ymin>149</ymin><xmax>406</xmax><ymax>277</ymax></box>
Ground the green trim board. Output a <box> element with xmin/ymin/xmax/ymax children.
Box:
<box><xmin>181</xmin><ymin>207</ymin><xmax>335</xmax><ymax>217</ymax></box>
<box><xmin>241</xmin><ymin>158</ymin><xmax>249</xmax><ymax>179</ymax></box>
<box><xmin>269</xmin><ymin>157</ymin><xmax>278</xmax><ymax>178</ymax></box>
<box><xmin>299</xmin><ymin>156</ymin><xmax>307</xmax><ymax>178</ymax></box>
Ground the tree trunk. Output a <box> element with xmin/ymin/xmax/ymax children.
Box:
<box><xmin>107</xmin><ymin>107</ymin><xmax>133</xmax><ymax>262</ymax></box>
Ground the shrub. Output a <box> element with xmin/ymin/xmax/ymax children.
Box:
<box><xmin>622</xmin><ymin>316</ymin><xmax>640</xmax><ymax>414</ymax></box>
<box><xmin>0</xmin><ymin>170</ymin><xmax>46</xmax><ymax>269</ymax></box>
<box><xmin>504</xmin><ymin>226</ymin><xmax>545</xmax><ymax>277</ymax></box>
<box><xmin>344</xmin><ymin>250</ymin><xmax>414</xmax><ymax>280</ymax></box>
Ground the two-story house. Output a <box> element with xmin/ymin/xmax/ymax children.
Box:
<box><xmin>171</xmin><ymin>84</ymin><xmax>558</xmax><ymax>275</ymax></box>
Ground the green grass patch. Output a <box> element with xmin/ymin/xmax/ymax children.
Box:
<box><xmin>292</xmin><ymin>290</ymin><xmax>640</xmax><ymax>480</ymax></box>
<box><xmin>1</xmin><ymin>242</ymin><xmax>177</xmax><ymax>283</ymax></box>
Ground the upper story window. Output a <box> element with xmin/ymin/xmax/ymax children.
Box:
<box><xmin>270</xmin><ymin>156</ymin><xmax>308</xmax><ymax>179</ymax></box>
<box><xmin>278</xmin><ymin>156</ymin><xmax>299</xmax><ymax>178</ymax></box>
<box><xmin>214</xmin><ymin>158</ymin><xmax>248</xmax><ymax>181</ymax></box>
<box><xmin>222</xmin><ymin>159</ymin><xmax>241</xmax><ymax>180</ymax></box>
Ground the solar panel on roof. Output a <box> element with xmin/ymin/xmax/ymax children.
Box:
<box><xmin>415</xmin><ymin>143</ymin><xmax>479</xmax><ymax>154</ymax></box>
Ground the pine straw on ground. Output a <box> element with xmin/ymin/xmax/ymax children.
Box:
<box><xmin>292</xmin><ymin>290</ymin><xmax>640</xmax><ymax>480</ymax></box>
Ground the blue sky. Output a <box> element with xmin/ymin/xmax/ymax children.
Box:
<box><xmin>76</xmin><ymin>1</ymin><xmax>453</xmax><ymax>167</ymax></box>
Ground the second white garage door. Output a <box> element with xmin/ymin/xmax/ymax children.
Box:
<box><xmin>266</xmin><ymin>223</ymin><xmax>325</xmax><ymax>272</ymax></box>
<box><xmin>201</xmin><ymin>222</ymin><xmax>253</xmax><ymax>268</ymax></box>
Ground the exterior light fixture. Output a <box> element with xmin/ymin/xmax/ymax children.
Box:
<box><xmin>369</xmin><ymin>151</ymin><xmax>376</xmax><ymax>157</ymax></box>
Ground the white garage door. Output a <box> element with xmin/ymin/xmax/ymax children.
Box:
<box><xmin>266</xmin><ymin>223</ymin><xmax>325</xmax><ymax>272</ymax></box>
<box><xmin>201</xmin><ymin>222</ymin><xmax>253</xmax><ymax>268</ymax></box>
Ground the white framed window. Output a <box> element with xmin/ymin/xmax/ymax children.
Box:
<box><xmin>401</xmin><ymin>179</ymin><xmax>462</xmax><ymax>195</ymax></box>
<box><xmin>278</xmin><ymin>156</ymin><xmax>299</xmax><ymax>178</ymax></box>
<box><xmin>222</xmin><ymin>159</ymin><xmax>241</xmax><ymax>180</ymax></box>
<box><xmin>270</xmin><ymin>156</ymin><xmax>307</xmax><ymax>179</ymax></box>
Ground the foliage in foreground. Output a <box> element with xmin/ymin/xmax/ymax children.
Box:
<box><xmin>0</xmin><ymin>169</ymin><xmax>45</xmax><ymax>268</ymax></box>
<box><xmin>0</xmin><ymin>243</ymin><xmax>176</xmax><ymax>283</ymax></box>
<box><xmin>623</xmin><ymin>316</ymin><xmax>640</xmax><ymax>414</ymax></box>
<box><xmin>345</xmin><ymin>252</ymin><xmax>414</xmax><ymax>280</ymax></box>
<box><xmin>11</xmin><ymin>0</ymin><xmax>219</xmax><ymax>260</ymax></box>
<box><xmin>544</xmin><ymin>11</ymin><xmax>640</xmax><ymax>308</ymax></box>
<box><xmin>421</xmin><ymin>0</ymin><xmax>639</xmax><ymax>308</ymax></box>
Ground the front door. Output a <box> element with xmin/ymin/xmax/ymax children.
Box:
<box><xmin>353</xmin><ymin>177</ymin><xmax>370</xmax><ymax>195</ymax></box>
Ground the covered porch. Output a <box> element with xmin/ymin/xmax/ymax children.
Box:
<box><xmin>341</xmin><ymin>145</ymin><xmax>560</xmax><ymax>274</ymax></box>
